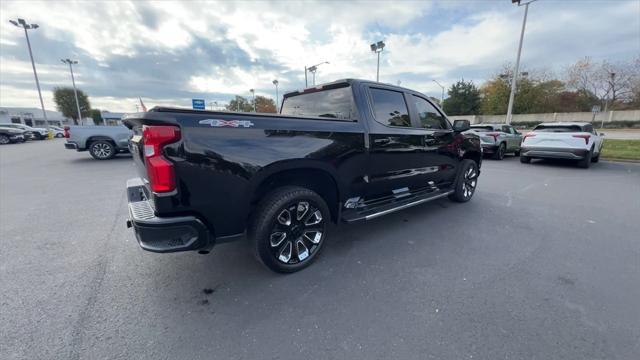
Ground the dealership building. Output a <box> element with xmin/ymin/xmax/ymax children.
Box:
<box><xmin>0</xmin><ymin>107</ymin><xmax>124</xmax><ymax>127</ymax></box>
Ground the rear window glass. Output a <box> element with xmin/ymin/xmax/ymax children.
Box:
<box><xmin>281</xmin><ymin>85</ymin><xmax>355</xmax><ymax>120</ymax></box>
<box><xmin>533</xmin><ymin>125</ymin><xmax>583</xmax><ymax>132</ymax></box>
<box><xmin>369</xmin><ymin>88</ymin><xmax>411</xmax><ymax>127</ymax></box>
<box><xmin>470</xmin><ymin>126</ymin><xmax>495</xmax><ymax>132</ymax></box>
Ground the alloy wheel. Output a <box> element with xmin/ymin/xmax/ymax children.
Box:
<box><xmin>462</xmin><ymin>165</ymin><xmax>478</xmax><ymax>199</ymax></box>
<box><xmin>269</xmin><ymin>201</ymin><xmax>325</xmax><ymax>264</ymax></box>
<box><xmin>92</xmin><ymin>143</ymin><xmax>112</xmax><ymax>158</ymax></box>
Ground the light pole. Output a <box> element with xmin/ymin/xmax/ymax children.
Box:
<box><xmin>370</xmin><ymin>41</ymin><xmax>386</xmax><ymax>82</ymax></box>
<box><xmin>9</xmin><ymin>18</ymin><xmax>50</xmax><ymax>133</ymax></box>
<box><xmin>505</xmin><ymin>0</ymin><xmax>536</xmax><ymax>124</ymax></box>
<box><xmin>250</xmin><ymin>89</ymin><xmax>256</xmax><ymax>112</ymax></box>
<box><xmin>60</xmin><ymin>59</ymin><xmax>83</xmax><ymax>125</ymax></box>
<box><xmin>272</xmin><ymin>80</ymin><xmax>279</xmax><ymax>111</ymax></box>
<box><xmin>432</xmin><ymin>79</ymin><xmax>445</xmax><ymax>105</ymax></box>
<box><xmin>305</xmin><ymin>61</ymin><xmax>329</xmax><ymax>87</ymax></box>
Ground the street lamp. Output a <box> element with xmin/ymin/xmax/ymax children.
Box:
<box><xmin>505</xmin><ymin>0</ymin><xmax>537</xmax><ymax>124</ymax></box>
<box><xmin>370</xmin><ymin>40</ymin><xmax>385</xmax><ymax>82</ymax></box>
<box><xmin>60</xmin><ymin>59</ymin><xmax>83</xmax><ymax>125</ymax></box>
<box><xmin>9</xmin><ymin>18</ymin><xmax>50</xmax><ymax>132</ymax></box>
<box><xmin>305</xmin><ymin>61</ymin><xmax>329</xmax><ymax>87</ymax></box>
<box><xmin>272</xmin><ymin>80</ymin><xmax>279</xmax><ymax>111</ymax></box>
<box><xmin>432</xmin><ymin>79</ymin><xmax>445</xmax><ymax>105</ymax></box>
<box><xmin>250</xmin><ymin>89</ymin><xmax>256</xmax><ymax>112</ymax></box>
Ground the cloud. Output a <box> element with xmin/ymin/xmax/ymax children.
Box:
<box><xmin>0</xmin><ymin>0</ymin><xmax>638</xmax><ymax>112</ymax></box>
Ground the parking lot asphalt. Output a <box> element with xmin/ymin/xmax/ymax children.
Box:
<box><xmin>1</xmin><ymin>139</ymin><xmax>639</xmax><ymax>360</ymax></box>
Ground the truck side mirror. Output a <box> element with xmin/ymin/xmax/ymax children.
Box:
<box><xmin>453</xmin><ymin>119</ymin><xmax>470</xmax><ymax>132</ymax></box>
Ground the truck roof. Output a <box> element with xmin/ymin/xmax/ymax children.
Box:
<box><xmin>283</xmin><ymin>78</ymin><xmax>418</xmax><ymax>98</ymax></box>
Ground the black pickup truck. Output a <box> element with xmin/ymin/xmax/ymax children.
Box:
<box><xmin>124</xmin><ymin>79</ymin><xmax>482</xmax><ymax>273</ymax></box>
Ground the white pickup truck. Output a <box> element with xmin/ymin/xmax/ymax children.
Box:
<box><xmin>520</xmin><ymin>122</ymin><xmax>604</xmax><ymax>168</ymax></box>
<box><xmin>64</xmin><ymin>125</ymin><xmax>131</xmax><ymax>160</ymax></box>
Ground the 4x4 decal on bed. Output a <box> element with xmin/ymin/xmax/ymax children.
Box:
<box><xmin>199</xmin><ymin>119</ymin><xmax>255</xmax><ymax>128</ymax></box>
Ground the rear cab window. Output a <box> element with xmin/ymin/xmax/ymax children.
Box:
<box><xmin>281</xmin><ymin>84</ymin><xmax>356</xmax><ymax>121</ymax></box>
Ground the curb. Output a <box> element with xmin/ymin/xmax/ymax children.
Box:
<box><xmin>601</xmin><ymin>158</ymin><xmax>640</xmax><ymax>164</ymax></box>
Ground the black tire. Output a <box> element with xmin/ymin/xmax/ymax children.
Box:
<box><xmin>577</xmin><ymin>149</ymin><xmax>592</xmax><ymax>168</ymax></box>
<box><xmin>0</xmin><ymin>134</ymin><xmax>10</xmax><ymax>145</ymax></box>
<box><xmin>493</xmin><ymin>143</ymin><xmax>506</xmax><ymax>160</ymax></box>
<box><xmin>591</xmin><ymin>152</ymin><xmax>600</xmax><ymax>163</ymax></box>
<box><xmin>89</xmin><ymin>140</ymin><xmax>116</xmax><ymax>160</ymax></box>
<box><xmin>520</xmin><ymin>156</ymin><xmax>531</xmax><ymax>163</ymax></box>
<box><xmin>249</xmin><ymin>186</ymin><xmax>330</xmax><ymax>273</ymax></box>
<box><xmin>449</xmin><ymin>159</ymin><xmax>479</xmax><ymax>203</ymax></box>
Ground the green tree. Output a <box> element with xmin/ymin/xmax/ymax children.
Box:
<box><xmin>225</xmin><ymin>96</ymin><xmax>253</xmax><ymax>112</ymax></box>
<box><xmin>480</xmin><ymin>78</ymin><xmax>511</xmax><ymax>115</ymax></box>
<box><xmin>52</xmin><ymin>87</ymin><xmax>91</xmax><ymax>125</ymax></box>
<box><xmin>226</xmin><ymin>95</ymin><xmax>277</xmax><ymax>113</ymax></box>
<box><xmin>255</xmin><ymin>96</ymin><xmax>276</xmax><ymax>113</ymax></box>
<box><xmin>90</xmin><ymin>109</ymin><xmax>104</xmax><ymax>125</ymax></box>
<box><xmin>442</xmin><ymin>80</ymin><xmax>481</xmax><ymax>115</ymax></box>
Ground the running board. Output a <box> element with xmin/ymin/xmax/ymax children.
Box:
<box><xmin>342</xmin><ymin>189</ymin><xmax>453</xmax><ymax>223</ymax></box>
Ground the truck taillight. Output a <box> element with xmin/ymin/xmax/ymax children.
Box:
<box><xmin>142</xmin><ymin>125</ymin><xmax>181</xmax><ymax>193</ymax></box>
<box><xmin>63</xmin><ymin>126</ymin><xmax>70</xmax><ymax>138</ymax></box>
<box><xmin>572</xmin><ymin>134</ymin><xmax>590</xmax><ymax>145</ymax></box>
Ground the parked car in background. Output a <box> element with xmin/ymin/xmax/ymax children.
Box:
<box><xmin>468</xmin><ymin>123</ymin><xmax>522</xmax><ymax>160</ymax></box>
<box><xmin>520</xmin><ymin>122</ymin><xmax>604</xmax><ymax>168</ymax></box>
<box><xmin>64</xmin><ymin>125</ymin><xmax>131</xmax><ymax>160</ymax></box>
<box><xmin>0</xmin><ymin>126</ymin><xmax>26</xmax><ymax>144</ymax></box>
<box><xmin>123</xmin><ymin>79</ymin><xmax>483</xmax><ymax>273</ymax></box>
<box><xmin>49</xmin><ymin>126</ymin><xmax>65</xmax><ymax>138</ymax></box>
<box><xmin>0</xmin><ymin>123</ymin><xmax>49</xmax><ymax>140</ymax></box>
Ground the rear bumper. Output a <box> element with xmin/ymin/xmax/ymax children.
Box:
<box><xmin>126</xmin><ymin>178</ymin><xmax>213</xmax><ymax>253</ymax></box>
<box><xmin>521</xmin><ymin>146</ymin><xmax>588</xmax><ymax>160</ymax></box>
<box><xmin>64</xmin><ymin>141</ymin><xmax>79</xmax><ymax>150</ymax></box>
<box><xmin>481</xmin><ymin>144</ymin><xmax>498</xmax><ymax>153</ymax></box>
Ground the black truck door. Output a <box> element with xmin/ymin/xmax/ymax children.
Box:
<box><xmin>407</xmin><ymin>94</ymin><xmax>458</xmax><ymax>188</ymax></box>
<box><xmin>364</xmin><ymin>86</ymin><xmax>433</xmax><ymax>200</ymax></box>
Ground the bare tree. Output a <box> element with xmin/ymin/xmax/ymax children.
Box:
<box><xmin>566</xmin><ymin>57</ymin><xmax>639</xmax><ymax>110</ymax></box>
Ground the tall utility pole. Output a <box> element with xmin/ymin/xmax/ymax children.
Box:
<box><xmin>432</xmin><ymin>79</ymin><xmax>445</xmax><ymax>105</ymax></box>
<box><xmin>305</xmin><ymin>62</ymin><xmax>329</xmax><ymax>87</ymax></box>
<box><xmin>61</xmin><ymin>59</ymin><xmax>82</xmax><ymax>124</ymax></box>
<box><xmin>272</xmin><ymin>80</ymin><xmax>279</xmax><ymax>111</ymax></box>
<box><xmin>370</xmin><ymin>41</ymin><xmax>385</xmax><ymax>82</ymax></box>
<box><xmin>505</xmin><ymin>0</ymin><xmax>537</xmax><ymax>124</ymax></box>
<box><xmin>250</xmin><ymin>89</ymin><xmax>256</xmax><ymax>112</ymax></box>
<box><xmin>9</xmin><ymin>18</ymin><xmax>50</xmax><ymax>133</ymax></box>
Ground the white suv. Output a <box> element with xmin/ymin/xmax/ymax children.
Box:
<box><xmin>520</xmin><ymin>122</ymin><xmax>604</xmax><ymax>168</ymax></box>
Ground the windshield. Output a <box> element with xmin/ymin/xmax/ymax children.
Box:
<box><xmin>533</xmin><ymin>125</ymin><xmax>583</xmax><ymax>132</ymax></box>
<box><xmin>281</xmin><ymin>85</ymin><xmax>354</xmax><ymax>120</ymax></box>
<box><xmin>470</xmin><ymin>126</ymin><xmax>495</xmax><ymax>132</ymax></box>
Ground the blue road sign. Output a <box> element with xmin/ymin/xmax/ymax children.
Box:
<box><xmin>192</xmin><ymin>99</ymin><xmax>205</xmax><ymax>110</ymax></box>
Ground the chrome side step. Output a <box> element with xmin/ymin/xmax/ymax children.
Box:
<box><xmin>342</xmin><ymin>189</ymin><xmax>453</xmax><ymax>223</ymax></box>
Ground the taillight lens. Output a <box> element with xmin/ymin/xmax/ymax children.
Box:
<box><xmin>486</xmin><ymin>132</ymin><xmax>501</xmax><ymax>141</ymax></box>
<box><xmin>572</xmin><ymin>134</ymin><xmax>590</xmax><ymax>145</ymax></box>
<box><xmin>523</xmin><ymin>133</ymin><xmax>536</xmax><ymax>142</ymax></box>
<box><xmin>63</xmin><ymin>126</ymin><xmax>70</xmax><ymax>138</ymax></box>
<box><xmin>142</xmin><ymin>125</ymin><xmax>181</xmax><ymax>193</ymax></box>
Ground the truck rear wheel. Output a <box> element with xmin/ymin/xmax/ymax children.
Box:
<box><xmin>249</xmin><ymin>186</ymin><xmax>329</xmax><ymax>273</ymax></box>
<box><xmin>89</xmin><ymin>140</ymin><xmax>116</xmax><ymax>160</ymax></box>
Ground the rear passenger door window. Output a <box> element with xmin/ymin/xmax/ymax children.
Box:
<box><xmin>369</xmin><ymin>88</ymin><xmax>411</xmax><ymax>127</ymax></box>
<box><xmin>412</xmin><ymin>96</ymin><xmax>449</xmax><ymax>130</ymax></box>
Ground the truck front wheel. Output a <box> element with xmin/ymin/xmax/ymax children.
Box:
<box><xmin>449</xmin><ymin>159</ymin><xmax>479</xmax><ymax>203</ymax></box>
<box><xmin>249</xmin><ymin>186</ymin><xmax>330</xmax><ymax>273</ymax></box>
